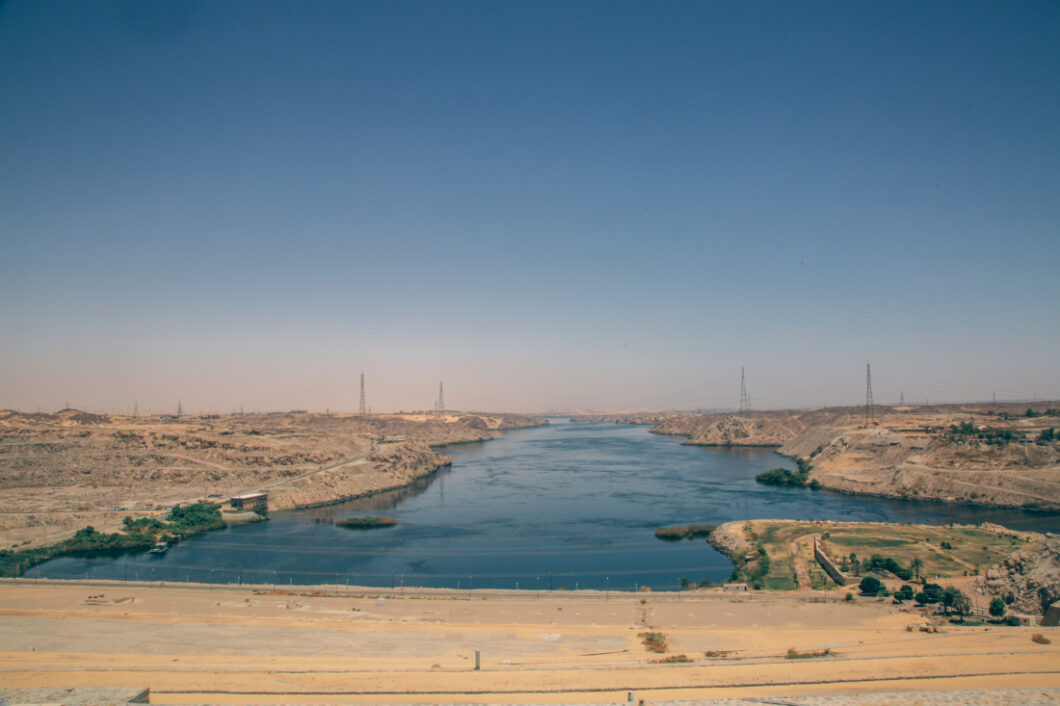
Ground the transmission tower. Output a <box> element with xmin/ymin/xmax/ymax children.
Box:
<box><xmin>177</xmin><ymin>399</ymin><xmax>182</xmax><ymax>417</ymax></box>
<box><xmin>359</xmin><ymin>372</ymin><xmax>367</xmax><ymax>415</ymax></box>
<box><xmin>437</xmin><ymin>381</ymin><xmax>445</xmax><ymax>413</ymax></box>
<box><xmin>739</xmin><ymin>366</ymin><xmax>750</xmax><ymax>412</ymax></box>
<box><xmin>899</xmin><ymin>390</ymin><xmax>904</xmax><ymax>406</ymax></box>
<box><xmin>865</xmin><ymin>363</ymin><xmax>874</xmax><ymax>425</ymax></box>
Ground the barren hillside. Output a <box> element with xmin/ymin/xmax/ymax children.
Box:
<box><xmin>0</xmin><ymin>410</ymin><xmax>545</xmax><ymax>550</ymax></box>
<box><xmin>652</xmin><ymin>404</ymin><xmax>1060</xmax><ymax>510</ymax></box>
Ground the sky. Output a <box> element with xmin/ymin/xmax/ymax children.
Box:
<box><xmin>1</xmin><ymin>0</ymin><xmax>1058</xmax><ymax>413</ymax></box>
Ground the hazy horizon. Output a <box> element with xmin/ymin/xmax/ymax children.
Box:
<box><xmin>2</xmin><ymin>1</ymin><xmax>1058</xmax><ymax>413</ymax></box>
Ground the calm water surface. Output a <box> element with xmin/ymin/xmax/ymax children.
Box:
<box><xmin>35</xmin><ymin>419</ymin><xmax>1059</xmax><ymax>590</ymax></box>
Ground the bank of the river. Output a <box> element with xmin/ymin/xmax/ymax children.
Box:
<box><xmin>28</xmin><ymin>419</ymin><xmax>1059</xmax><ymax>591</ymax></box>
<box><xmin>0</xmin><ymin>410</ymin><xmax>547</xmax><ymax>552</ymax></box>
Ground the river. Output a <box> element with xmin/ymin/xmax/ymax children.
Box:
<box><xmin>32</xmin><ymin>419</ymin><xmax>1059</xmax><ymax>590</ymax></box>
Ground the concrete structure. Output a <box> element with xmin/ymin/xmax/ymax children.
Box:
<box><xmin>814</xmin><ymin>534</ymin><xmax>855</xmax><ymax>586</ymax></box>
<box><xmin>230</xmin><ymin>492</ymin><xmax>267</xmax><ymax>512</ymax></box>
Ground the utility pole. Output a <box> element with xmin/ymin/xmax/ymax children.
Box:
<box><xmin>359</xmin><ymin>372</ymin><xmax>367</xmax><ymax>415</ymax></box>
<box><xmin>865</xmin><ymin>363</ymin><xmax>874</xmax><ymax>426</ymax></box>
<box><xmin>739</xmin><ymin>366</ymin><xmax>750</xmax><ymax>412</ymax></box>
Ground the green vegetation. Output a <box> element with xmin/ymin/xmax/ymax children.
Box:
<box><xmin>1032</xmin><ymin>633</ymin><xmax>1051</xmax><ymax>644</ymax></box>
<box><xmin>0</xmin><ymin>502</ymin><xmax>225</xmax><ymax>578</ymax></box>
<box><xmin>755</xmin><ymin>458</ymin><xmax>817</xmax><ymax>488</ymax></box>
<box><xmin>335</xmin><ymin>516</ymin><xmax>398</xmax><ymax>529</ymax></box>
<box><xmin>166</xmin><ymin>502</ymin><xmax>225</xmax><ymax>534</ymax></box>
<box><xmin>638</xmin><ymin>631</ymin><xmax>668</xmax><ymax>653</ymax></box>
<box><xmin>896</xmin><ymin>584</ymin><xmax>915</xmax><ymax>602</ymax></box>
<box><xmin>858</xmin><ymin>576</ymin><xmax>881</xmax><ymax>595</ymax></box>
<box><xmin>655</xmin><ymin>524</ymin><xmax>716</xmax><ymax>541</ymax></box>
<box><xmin>1038</xmin><ymin>427</ymin><xmax>1056</xmax><ymax>443</ymax></box>
<box><xmin>728</xmin><ymin>520</ymin><xmax>1025</xmax><ymax>593</ymax></box>
<box><xmin>947</xmin><ymin>421</ymin><xmax>1023</xmax><ymax>445</ymax></box>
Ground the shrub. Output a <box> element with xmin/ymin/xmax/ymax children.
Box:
<box><xmin>897</xmin><ymin>585</ymin><xmax>915</xmax><ymax>601</ymax></box>
<box><xmin>638</xmin><ymin>632</ymin><xmax>668</xmax><ymax>653</ymax></box>
<box><xmin>859</xmin><ymin>576</ymin><xmax>881</xmax><ymax>595</ymax></box>
<box><xmin>989</xmin><ymin>597</ymin><xmax>1006</xmax><ymax>618</ymax></box>
<box><xmin>1005</xmin><ymin>615</ymin><xmax>1022</xmax><ymax>626</ymax></box>
<box><xmin>1031</xmin><ymin>633</ymin><xmax>1051</xmax><ymax>644</ymax></box>
<box><xmin>755</xmin><ymin>468</ymin><xmax>808</xmax><ymax>487</ymax></box>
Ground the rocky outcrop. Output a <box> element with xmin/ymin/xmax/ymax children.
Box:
<box><xmin>268</xmin><ymin>442</ymin><xmax>451</xmax><ymax>511</ymax></box>
<box><xmin>0</xmin><ymin>410</ymin><xmax>546</xmax><ymax>549</ymax></box>
<box><xmin>786</xmin><ymin>426</ymin><xmax>1060</xmax><ymax>510</ymax></box>
<box><xmin>649</xmin><ymin>405</ymin><xmax>1060</xmax><ymax>510</ymax></box>
<box><xmin>707</xmin><ymin>521</ymin><xmax>753</xmax><ymax>561</ymax></box>
<box><xmin>977</xmin><ymin>535</ymin><xmax>1060</xmax><ymax>618</ymax></box>
<box><xmin>652</xmin><ymin>412</ymin><xmax>814</xmax><ymax>447</ymax></box>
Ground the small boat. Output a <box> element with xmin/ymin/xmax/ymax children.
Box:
<box><xmin>148</xmin><ymin>542</ymin><xmax>168</xmax><ymax>555</ymax></box>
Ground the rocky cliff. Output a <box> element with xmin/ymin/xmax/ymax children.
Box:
<box><xmin>977</xmin><ymin>534</ymin><xmax>1060</xmax><ymax>618</ymax></box>
<box><xmin>650</xmin><ymin>405</ymin><xmax>1060</xmax><ymax>510</ymax></box>
<box><xmin>267</xmin><ymin>442</ymin><xmax>451</xmax><ymax>511</ymax></box>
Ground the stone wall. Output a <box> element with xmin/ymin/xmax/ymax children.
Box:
<box><xmin>814</xmin><ymin>534</ymin><xmax>855</xmax><ymax>586</ymax></box>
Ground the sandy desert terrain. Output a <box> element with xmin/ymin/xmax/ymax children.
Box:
<box><xmin>0</xmin><ymin>579</ymin><xmax>1057</xmax><ymax>704</ymax></box>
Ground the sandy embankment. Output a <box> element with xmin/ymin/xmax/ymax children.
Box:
<box><xmin>0</xmin><ymin>579</ymin><xmax>1057</xmax><ymax>705</ymax></box>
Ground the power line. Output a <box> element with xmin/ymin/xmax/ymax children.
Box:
<box><xmin>739</xmin><ymin>366</ymin><xmax>750</xmax><ymax>412</ymax></box>
<box><xmin>865</xmin><ymin>363</ymin><xmax>874</xmax><ymax>426</ymax></box>
<box><xmin>359</xmin><ymin>372</ymin><xmax>367</xmax><ymax>415</ymax></box>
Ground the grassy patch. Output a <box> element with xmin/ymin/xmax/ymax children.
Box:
<box><xmin>731</xmin><ymin>520</ymin><xmax>1026</xmax><ymax>593</ymax></box>
<box><xmin>0</xmin><ymin>502</ymin><xmax>225</xmax><ymax>578</ymax></box>
<box><xmin>335</xmin><ymin>516</ymin><xmax>398</xmax><ymax>529</ymax></box>
<box><xmin>654</xmin><ymin>524</ymin><xmax>717</xmax><ymax>541</ymax></box>
<box><xmin>638</xmin><ymin>631</ymin><xmax>668</xmax><ymax>653</ymax></box>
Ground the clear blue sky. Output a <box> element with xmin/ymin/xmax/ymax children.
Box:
<box><xmin>1</xmin><ymin>0</ymin><xmax>1058</xmax><ymax>412</ymax></box>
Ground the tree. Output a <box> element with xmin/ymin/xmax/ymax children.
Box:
<box><xmin>951</xmin><ymin>591</ymin><xmax>971</xmax><ymax>620</ymax></box>
<box><xmin>941</xmin><ymin>586</ymin><xmax>960</xmax><ymax>613</ymax></box>
<box><xmin>897</xmin><ymin>584</ymin><xmax>915</xmax><ymax>601</ymax></box>
<box><xmin>859</xmin><ymin>576</ymin><xmax>881</xmax><ymax>595</ymax></box>
<box><xmin>989</xmin><ymin>597</ymin><xmax>1006</xmax><ymax>619</ymax></box>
